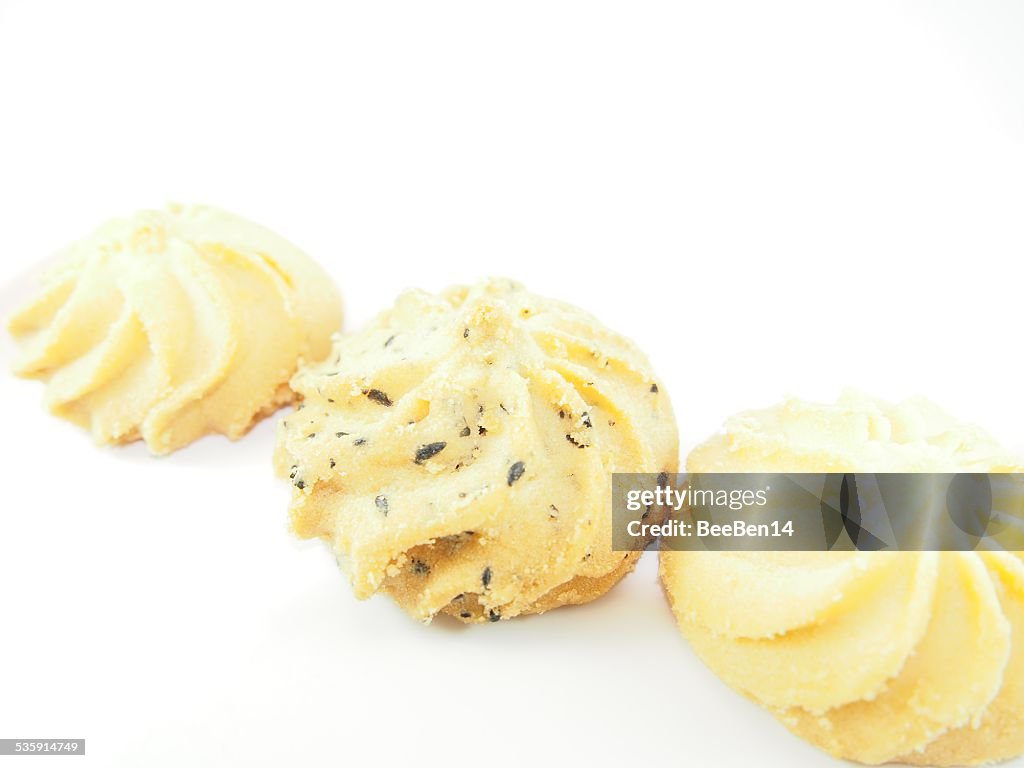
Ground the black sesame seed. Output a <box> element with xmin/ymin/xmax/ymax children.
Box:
<box><xmin>329</xmin><ymin>459</ymin><xmax>336</xmax><ymax>469</ymax></box>
<box><xmin>650</xmin><ymin>383</ymin><xmax>659</xmax><ymax>393</ymax></box>
<box><xmin>463</xmin><ymin>328</ymin><xmax>470</xmax><ymax>339</ymax></box>
<box><xmin>460</xmin><ymin>612</ymin><xmax>472</xmax><ymax>619</ymax></box>
<box><xmin>558</xmin><ymin>409</ymin><xmax>565</xmax><ymax>419</ymax></box>
<box><xmin>295</xmin><ymin>479</ymin><xmax>306</xmax><ymax>490</ymax></box>
<box><xmin>581</xmin><ymin>412</ymin><xmax>592</xmax><ymax>428</ymax></box>
<box><xmin>336</xmin><ymin>431</ymin><xmax>349</xmax><ymax>437</ymax></box>
<box><xmin>364</xmin><ymin>388</ymin><xmax>393</xmax><ymax>407</ymax></box>
<box><xmin>289</xmin><ymin>465</ymin><xmax>297</xmax><ymax>479</ymax></box>
<box><xmin>657</xmin><ymin>471</ymin><xmax>669</xmax><ymax>487</ymax></box>
<box><xmin>412</xmin><ymin>559</ymin><xmax>430</xmax><ymax>575</ymax></box>
<box><xmin>459</xmin><ymin>426</ymin><xmax>472</xmax><ymax>437</ymax></box>
<box><xmin>565</xmin><ymin>434</ymin><xmax>587</xmax><ymax>448</ymax></box>
<box><xmin>415</xmin><ymin>442</ymin><xmax>447</xmax><ymax>463</ymax></box>
<box><xmin>488</xmin><ymin>609</ymin><xmax>501</xmax><ymax>622</ymax></box>
<box><xmin>507</xmin><ymin>461</ymin><xmax>526</xmax><ymax>486</ymax></box>
<box><xmin>354</xmin><ymin>438</ymin><xmax>367</xmax><ymax>446</ymax></box>
<box><xmin>384</xmin><ymin>335</ymin><xmax>396</xmax><ymax>347</ymax></box>
<box><xmin>307</xmin><ymin>432</ymin><xmax>316</xmax><ymax>439</ymax></box>
<box><xmin>482</xmin><ymin>567</ymin><xmax>493</xmax><ymax>588</ymax></box>
<box><xmin>375</xmin><ymin>495</ymin><xmax>389</xmax><ymax>515</ymax></box>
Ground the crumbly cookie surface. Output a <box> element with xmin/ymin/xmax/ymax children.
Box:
<box><xmin>8</xmin><ymin>204</ymin><xmax>342</xmax><ymax>454</ymax></box>
<box><xmin>276</xmin><ymin>278</ymin><xmax>678</xmax><ymax>622</ymax></box>
<box><xmin>661</xmin><ymin>393</ymin><xmax>1024</xmax><ymax>766</ymax></box>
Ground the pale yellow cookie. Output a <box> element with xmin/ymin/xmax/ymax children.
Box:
<box><xmin>661</xmin><ymin>392</ymin><xmax>1024</xmax><ymax>766</ymax></box>
<box><xmin>276</xmin><ymin>278</ymin><xmax>678</xmax><ymax>622</ymax></box>
<box><xmin>8</xmin><ymin>204</ymin><xmax>342</xmax><ymax>454</ymax></box>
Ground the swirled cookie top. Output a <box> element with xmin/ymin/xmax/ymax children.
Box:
<box><xmin>666</xmin><ymin>393</ymin><xmax>1024</xmax><ymax>766</ymax></box>
<box><xmin>278</xmin><ymin>278</ymin><xmax>677</xmax><ymax>621</ymax></box>
<box><xmin>689</xmin><ymin>391</ymin><xmax>1024</xmax><ymax>473</ymax></box>
<box><xmin>9</xmin><ymin>204</ymin><xmax>342</xmax><ymax>454</ymax></box>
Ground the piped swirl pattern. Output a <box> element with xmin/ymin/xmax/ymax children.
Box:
<box><xmin>277</xmin><ymin>279</ymin><xmax>678</xmax><ymax>622</ymax></box>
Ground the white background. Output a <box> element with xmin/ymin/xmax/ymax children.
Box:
<box><xmin>1</xmin><ymin>1</ymin><xmax>1022</xmax><ymax>766</ymax></box>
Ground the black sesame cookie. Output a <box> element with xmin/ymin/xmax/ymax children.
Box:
<box><xmin>275</xmin><ymin>278</ymin><xmax>678</xmax><ymax>623</ymax></box>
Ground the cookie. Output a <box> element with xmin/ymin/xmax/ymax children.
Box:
<box><xmin>276</xmin><ymin>278</ymin><xmax>678</xmax><ymax>622</ymax></box>
<box><xmin>8</xmin><ymin>204</ymin><xmax>342</xmax><ymax>454</ymax></box>
<box><xmin>661</xmin><ymin>393</ymin><xmax>1024</xmax><ymax>766</ymax></box>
